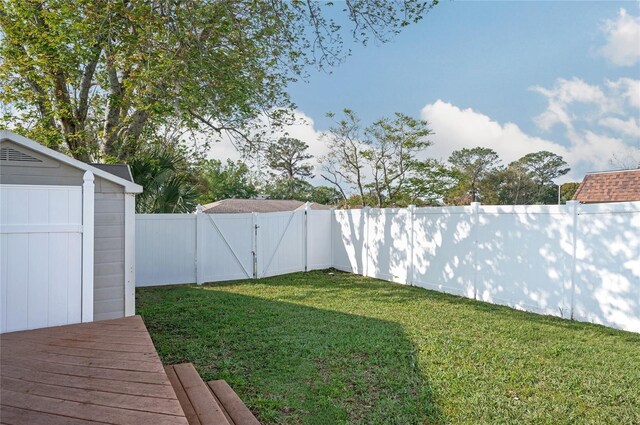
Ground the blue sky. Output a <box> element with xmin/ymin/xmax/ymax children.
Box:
<box><xmin>216</xmin><ymin>1</ymin><xmax>640</xmax><ymax>184</ymax></box>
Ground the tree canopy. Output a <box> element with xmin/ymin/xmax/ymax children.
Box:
<box><xmin>0</xmin><ymin>0</ymin><xmax>437</xmax><ymax>161</ymax></box>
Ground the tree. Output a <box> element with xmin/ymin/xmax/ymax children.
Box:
<box><xmin>0</xmin><ymin>1</ymin><xmax>436</xmax><ymax>161</ymax></box>
<box><xmin>494</xmin><ymin>162</ymin><xmax>537</xmax><ymax>205</ymax></box>
<box><xmin>320</xmin><ymin>109</ymin><xmax>369</xmax><ymax>206</ymax></box>
<box><xmin>363</xmin><ymin>113</ymin><xmax>432</xmax><ymax>207</ymax></box>
<box><xmin>407</xmin><ymin>159</ymin><xmax>459</xmax><ymax>206</ymax></box>
<box><xmin>310</xmin><ymin>186</ymin><xmax>341</xmax><ymax>206</ymax></box>
<box><xmin>262</xmin><ymin>177</ymin><xmax>313</xmax><ymax>201</ymax></box>
<box><xmin>513</xmin><ymin>151</ymin><xmax>569</xmax><ymax>204</ymax></box>
<box><xmin>559</xmin><ymin>182</ymin><xmax>580</xmax><ymax>204</ymax></box>
<box><xmin>447</xmin><ymin>147</ymin><xmax>502</xmax><ymax>204</ymax></box>
<box><xmin>196</xmin><ymin>159</ymin><xmax>256</xmax><ymax>204</ymax></box>
<box><xmin>266</xmin><ymin>137</ymin><xmax>314</xmax><ymax>198</ymax></box>
<box><xmin>129</xmin><ymin>146</ymin><xmax>198</xmax><ymax>213</ymax></box>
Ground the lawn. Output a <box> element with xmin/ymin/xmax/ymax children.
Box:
<box><xmin>137</xmin><ymin>270</ymin><xmax>640</xmax><ymax>425</ymax></box>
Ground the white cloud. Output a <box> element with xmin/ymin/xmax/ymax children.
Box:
<box><xmin>530</xmin><ymin>78</ymin><xmax>616</xmax><ymax>131</ymax></box>
<box><xmin>420</xmin><ymin>100</ymin><xmax>570</xmax><ymax>164</ymax></box>
<box><xmin>420</xmin><ymin>99</ymin><xmax>640</xmax><ymax>181</ymax></box>
<box><xmin>599</xmin><ymin>116</ymin><xmax>640</xmax><ymax>138</ymax></box>
<box><xmin>598</xmin><ymin>8</ymin><xmax>640</xmax><ymax>67</ymax></box>
<box><xmin>607</xmin><ymin>77</ymin><xmax>640</xmax><ymax>109</ymax></box>
<box><xmin>566</xmin><ymin>130</ymin><xmax>633</xmax><ymax>171</ymax></box>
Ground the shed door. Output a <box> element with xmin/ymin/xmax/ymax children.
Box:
<box><xmin>1</xmin><ymin>185</ymin><xmax>85</xmax><ymax>332</ymax></box>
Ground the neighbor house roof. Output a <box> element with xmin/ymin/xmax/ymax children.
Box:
<box><xmin>0</xmin><ymin>130</ymin><xmax>142</xmax><ymax>193</ymax></box>
<box><xmin>572</xmin><ymin>169</ymin><xmax>640</xmax><ymax>203</ymax></box>
<box><xmin>200</xmin><ymin>199</ymin><xmax>331</xmax><ymax>213</ymax></box>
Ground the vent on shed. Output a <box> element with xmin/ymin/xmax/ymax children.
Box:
<box><xmin>0</xmin><ymin>147</ymin><xmax>43</xmax><ymax>163</ymax></box>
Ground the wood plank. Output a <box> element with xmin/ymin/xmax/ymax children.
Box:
<box><xmin>207</xmin><ymin>380</ymin><xmax>261</xmax><ymax>425</ymax></box>
<box><xmin>1</xmin><ymin>377</ymin><xmax>185</xmax><ymax>417</ymax></box>
<box><xmin>1</xmin><ymin>336</ymin><xmax>156</xmax><ymax>353</ymax></box>
<box><xmin>172</xmin><ymin>363</ymin><xmax>230</xmax><ymax>425</ymax></box>
<box><xmin>1</xmin><ymin>363</ymin><xmax>177</xmax><ymax>399</ymax></box>
<box><xmin>165</xmin><ymin>365</ymin><xmax>202</xmax><ymax>425</ymax></box>
<box><xmin>0</xmin><ymin>405</ymin><xmax>108</xmax><ymax>425</ymax></box>
<box><xmin>1</xmin><ymin>389</ymin><xmax>189</xmax><ymax>425</ymax></box>
<box><xmin>0</xmin><ymin>348</ymin><xmax>164</xmax><ymax>373</ymax></box>
<box><xmin>0</xmin><ymin>316</ymin><xmax>189</xmax><ymax>424</ymax></box>
<box><xmin>208</xmin><ymin>389</ymin><xmax>234</xmax><ymax>425</ymax></box>
<box><xmin>2</xmin><ymin>328</ymin><xmax>154</xmax><ymax>346</ymax></box>
<box><xmin>5</xmin><ymin>357</ymin><xmax>169</xmax><ymax>385</ymax></box>
<box><xmin>1</xmin><ymin>339</ymin><xmax>161</xmax><ymax>363</ymax></box>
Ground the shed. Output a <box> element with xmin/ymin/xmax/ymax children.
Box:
<box><xmin>0</xmin><ymin>130</ymin><xmax>143</xmax><ymax>332</ymax></box>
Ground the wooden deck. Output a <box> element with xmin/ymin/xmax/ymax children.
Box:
<box><xmin>0</xmin><ymin>316</ymin><xmax>188</xmax><ymax>425</ymax></box>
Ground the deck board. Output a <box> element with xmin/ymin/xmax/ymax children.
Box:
<box><xmin>0</xmin><ymin>316</ymin><xmax>188</xmax><ymax>424</ymax></box>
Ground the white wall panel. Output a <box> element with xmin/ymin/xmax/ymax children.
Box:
<box><xmin>1</xmin><ymin>185</ymin><xmax>84</xmax><ymax>333</ymax></box>
<box><xmin>366</xmin><ymin>208</ymin><xmax>412</xmax><ymax>284</ymax></box>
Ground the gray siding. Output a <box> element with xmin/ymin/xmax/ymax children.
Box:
<box><xmin>1</xmin><ymin>140</ymin><xmax>127</xmax><ymax>321</ymax></box>
<box><xmin>93</xmin><ymin>186</ymin><xmax>125</xmax><ymax>321</ymax></box>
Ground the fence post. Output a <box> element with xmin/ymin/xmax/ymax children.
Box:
<box><xmin>252</xmin><ymin>212</ymin><xmax>259</xmax><ymax>279</ymax></box>
<box><xmin>330</xmin><ymin>208</ymin><xmax>335</xmax><ymax>269</ymax></box>
<box><xmin>304</xmin><ymin>202</ymin><xmax>310</xmax><ymax>272</ymax></box>
<box><xmin>195</xmin><ymin>205</ymin><xmax>203</xmax><ymax>285</ymax></box>
<box><xmin>567</xmin><ymin>200</ymin><xmax>579</xmax><ymax>320</ymax></box>
<box><xmin>470</xmin><ymin>202</ymin><xmax>481</xmax><ymax>300</ymax></box>
<box><xmin>363</xmin><ymin>206</ymin><xmax>371</xmax><ymax>277</ymax></box>
<box><xmin>82</xmin><ymin>171</ymin><xmax>94</xmax><ymax>323</ymax></box>
<box><xmin>408</xmin><ymin>205</ymin><xmax>416</xmax><ymax>285</ymax></box>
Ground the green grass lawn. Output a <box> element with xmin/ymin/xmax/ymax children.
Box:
<box><xmin>137</xmin><ymin>270</ymin><xmax>640</xmax><ymax>425</ymax></box>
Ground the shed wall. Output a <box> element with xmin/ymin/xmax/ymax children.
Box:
<box><xmin>0</xmin><ymin>139</ymin><xmax>126</xmax><ymax>320</ymax></box>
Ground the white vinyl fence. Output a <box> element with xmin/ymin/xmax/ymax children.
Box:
<box><xmin>136</xmin><ymin>201</ymin><xmax>640</xmax><ymax>333</ymax></box>
<box><xmin>136</xmin><ymin>205</ymin><xmax>333</xmax><ymax>286</ymax></box>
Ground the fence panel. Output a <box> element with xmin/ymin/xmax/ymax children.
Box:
<box><xmin>412</xmin><ymin>206</ymin><xmax>475</xmax><ymax>297</ymax></box>
<box><xmin>476</xmin><ymin>205</ymin><xmax>573</xmax><ymax>318</ymax></box>
<box><xmin>332</xmin><ymin>209</ymin><xmax>366</xmax><ymax>274</ymax></box>
<box><xmin>257</xmin><ymin>211</ymin><xmax>305</xmax><ymax>278</ymax></box>
<box><xmin>307</xmin><ymin>210</ymin><xmax>333</xmax><ymax>270</ymax></box>
<box><xmin>573</xmin><ymin>202</ymin><xmax>640</xmax><ymax>331</ymax></box>
<box><xmin>366</xmin><ymin>208</ymin><xmax>412</xmax><ymax>284</ymax></box>
<box><xmin>198</xmin><ymin>213</ymin><xmax>254</xmax><ymax>283</ymax></box>
<box><xmin>136</xmin><ymin>214</ymin><xmax>196</xmax><ymax>286</ymax></box>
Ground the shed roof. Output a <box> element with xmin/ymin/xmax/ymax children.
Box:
<box><xmin>201</xmin><ymin>198</ymin><xmax>331</xmax><ymax>213</ymax></box>
<box><xmin>89</xmin><ymin>163</ymin><xmax>134</xmax><ymax>182</ymax></box>
<box><xmin>0</xmin><ymin>130</ymin><xmax>142</xmax><ymax>193</ymax></box>
<box><xmin>572</xmin><ymin>169</ymin><xmax>640</xmax><ymax>203</ymax></box>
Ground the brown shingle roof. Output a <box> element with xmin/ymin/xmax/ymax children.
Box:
<box><xmin>572</xmin><ymin>169</ymin><xmax>640</xmax><ymax>203</ymax></box>
<box><xmin>200</xmin><ymin>199</ymin><xmax>331</xmax><ymax>213</ymax></box>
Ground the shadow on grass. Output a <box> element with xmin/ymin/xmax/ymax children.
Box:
<box><xmin>137</xmin><ymin>285</ymin><xmax>444</xmax><ymax>425</ymax></box>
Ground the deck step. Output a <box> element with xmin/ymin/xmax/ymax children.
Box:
<box><xmin>207</xmin><ymin>380</ymin><xmax>261</xmax><ymax>425</ymax></box>
<box><xmin>165</xmin><ymin>363</ymin><xmax>230</xmax><ymax>425</ymax></box>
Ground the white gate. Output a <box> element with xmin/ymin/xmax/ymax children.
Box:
<box><xmin>256</xmin><ymin>210</ymin><xmax>305</xmax><ymax>278</ymax></box>
<box><xmin>0</xmin><ymin>178</ymin><xmax>94</xmax><ymax>333</ymax></box>
<box><xmin>197</xmin><ymin>212</ymin><xmax>254</xmax><ymax>283</ymax></box>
